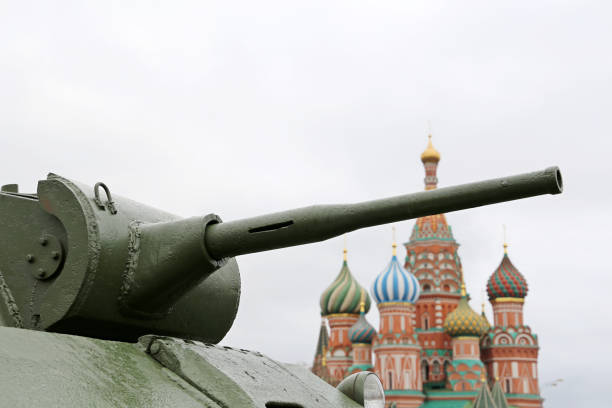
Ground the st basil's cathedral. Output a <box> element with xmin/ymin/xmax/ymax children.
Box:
<box><xmin>311</xmin><ymin>137</ymin><xmax>543</xmax><ymax>408</ymax></box>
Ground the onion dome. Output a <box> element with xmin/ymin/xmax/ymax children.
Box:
<box><xmin>487</xmin><ymin>245</ymin><xmax>528</xmax><ymax>300</ymax></box>
<box><xmin>443</xmin><ymin>284</ymin><xmax>488</xmax><ymax>337</ymax></box>
<box><xmin>348</xmin><ymin>301</ymin><xmax>376</xmax><ymax>344</ymax></box>
<box><xmin>420</xmin><ymin>134</ymin><xmax>441</xmax><ymax>163</ymax></box>
<box><xmin>371</xmin><ymin>241</ymin><xmax>420</xmax><ymax>304</ymax></box>
<box><xmin>320</xmin><ymin>248</ymin><xmax>371</xmax><ymax>316</ymax></box>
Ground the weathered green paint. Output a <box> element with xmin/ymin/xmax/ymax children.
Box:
<box><xmin>0</xmin><ymin>326</ymin><xmax>361</xmax><ymax>407</ymax></box>
<box><xmin>0</xmin><ymin>327</ymin><xmax>217</xmax><ymax>407</ymax></box>
<box><xmin>140</xmin><ymin>335</ymin><xmax>362</xmax><ymax>408</ymax></box>
<box><xmin>0</xmin><ymin>184</ymin><xmax>18</xmax><ymax>193</ymax></box>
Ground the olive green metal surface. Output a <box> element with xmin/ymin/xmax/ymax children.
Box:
<box><xmin>0</xmin><ymin>327</ymin><xmax>214</xmax><ymax>407</ymax></box>
<box><xmin>0</xmin><ymin>326</ymin><xmax>361</xmax><ymax>408</ymax></box>
<box><xmin>0</xmin><ymin>174</ymin><xmax>241</xmax><ymax>343</ymax></box>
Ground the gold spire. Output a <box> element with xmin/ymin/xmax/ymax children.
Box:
<box><xmin>460</xmin><ymin>267</ymin><xmax>466</xmax><ymax>297</ymax></box>
<box><xmin>481</xmin><ymin>290</ymin><xmax>486</xmax><ymax>314</ymax></box>
<box><xmin>420</xmin><ymin>134</ymin><xmax>441</xmax><ymax>163</ymax></box>
<box><xmin>503</xmin><ymin>224</ymin><xmax>508</xmax><ymax>254</ymax></box>
<box><xmin>343</xmin><ymin>235</ymin><xmax>348</xmax><ymax>261</ymax></box>
<box><xmin>359</xmin><ymin>290</ymin><xmax>366</xmax><ymax>313</ymax></box>
<box><xmin>392</xmin><ymin>226</ymin><xmax>397</xmax><ymax>256</ymax></box>
<box><xmin>481</xmin><ymin>372</ymin><xmax>487</xmax><ymax>383</ymax></box>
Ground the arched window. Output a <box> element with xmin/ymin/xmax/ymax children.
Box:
<box><xmin>422</xmin><ymin>314</ymin><xmax>430</xmax><ymax>330</ymax></box>
<box><xmin>388</xmin><ymin>372</ymin><xmax>393</xmax><ymax>390</ymax></box>
<box><xmin>432</xmin><ymin>361</ymin><xmax>441</xmax><ymax>375</ymax></box>
<box><xmin>443</xmin><ymin>284</ymin><xmax>450</xmax><ymax>292</ymax></box>
<box><xmin>505</xmin><ymin>378</ymin><xmax>512</xmax><ymax>393</ymax></box>
<box><xmin>423</xmin><ymin>284</ymin><xmax>431</xmax><ymax>292</ymax></box>
<box><xmin>422</xmin><ymin>360</ymin><xmax>429</xmax><ymax>381</ymax></box>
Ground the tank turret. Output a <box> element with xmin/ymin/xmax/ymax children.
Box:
<box><xmin>0</xmin><ymin>167</ymin><xmax>562</xmax><ymax>344</ymax></box>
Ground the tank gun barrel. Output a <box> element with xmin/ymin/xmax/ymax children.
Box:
<box><xmin>0</xmin><ymin>166</ymin><xmax>562</xmax><ymax>343</ymax></box>
<box><xmin>206</xmin><ymin>166</ymin><xmax>562</xmax><ymax>259</ymax></box>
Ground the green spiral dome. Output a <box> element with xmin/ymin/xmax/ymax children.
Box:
<box><xmin>320</xmin><ymin>258</ymin><xmax>371</xmax><ymax>316</ymax></box>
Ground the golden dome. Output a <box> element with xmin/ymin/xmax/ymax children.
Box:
<box><xmin>443</xmin><ymin>284</ymin><xmax>488</xmax><ymax>337</ymax></box>
<box><xmin>420</xmin><ymin>134</ymin><xmax>441</xmax><ymax>163</ymax></box>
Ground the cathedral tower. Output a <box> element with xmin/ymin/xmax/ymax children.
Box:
<box><xmin>319</xmin><ymin>247</ymin><xmax>371</xmax><ymax>385</ymax></box>
<box><xmin>347</xmin><ymin>296</ymin><xmax>376</xmax><ymax>374</ymax></box>
<box><xmin>371</xmin><ymin>237</ymin><xmax>424</xmax><ymax>408</ymax></box>
<box><xmin>443</xmin><ymin>281</ymin><xmax>489</xmax><ymax>392</ymax></box>
<box><xmin>405</xmin><ymin>135</ymin><xmax>462</xmax><ymax>384</ymax></box>
<box><xmin>481</xmin><ymin>244</ymin><xmax>543</xmax><ymax>408</ymax></box>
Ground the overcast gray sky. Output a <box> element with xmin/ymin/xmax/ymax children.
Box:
<box><xmin>1</xmin><ymin>1</ymin><xmax>610</xmax><ymax>406</ymax></box>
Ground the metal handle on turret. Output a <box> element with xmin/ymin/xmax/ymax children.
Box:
<box><xmin>205</xmin><ymin>166</ymin><xmax>562</xmax><ymax>259</ymax></box>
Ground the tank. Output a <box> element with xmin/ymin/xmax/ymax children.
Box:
<box><xmin>0</xmin><ymin>167</ymin><xmax>562</xmax><ymax>407</ymax></box>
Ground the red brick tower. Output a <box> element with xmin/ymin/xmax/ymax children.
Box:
<box><xmin>481</xmin><ymin>244</ymin><xmax>543</xmax><ymax>408</ymax></box>
<box><xmin>319</xmin><ymin>247</ymin><xmax>371</xmax><ymax>386</ymax></box>
<box><xmin>404</xmin><ymin>135</ymin><xmax>462</xmax><ymax>385</ymax></box>
<box><xmin>372</xmin><ymin>238</ymin><xmax>424</xmax><ymax>408</ymax></box>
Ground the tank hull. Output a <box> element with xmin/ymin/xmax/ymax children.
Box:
<box><xmin>0</xmin><ymin>326</ymin><xmax>361</xmax><ymax>408</ymax></box>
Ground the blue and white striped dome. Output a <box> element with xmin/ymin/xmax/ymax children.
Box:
<box><xmin>371</xmin><ymin>254</ymin><xmax>421</xmax><ymax>304</ymax></box>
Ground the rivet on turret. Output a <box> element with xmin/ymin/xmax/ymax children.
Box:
<box><xmin>37</xmin><ymin>268</ymin><xmax>46</xmax><ymax>278</ymax></box>
<box><xmin>39</xmin><ymin>237</ymin><xmax>48</xmax><ymax>246</ymax></box>
<box><xmin>26</xmin><ymin>254</ymin><xmax>35</xmax><ymax>263</ymax></box>
<box><xmin>51</xmin><ymin>251</ymin><xmax>60</xmax><ymax>260</ymax></box>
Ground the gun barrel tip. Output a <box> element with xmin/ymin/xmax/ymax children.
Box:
<box><xmin>546</xmin><ymin>166</ymin><xmax>563</xmax><ymax>194</ymax></box>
